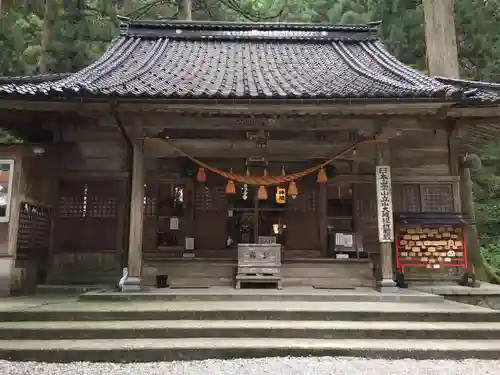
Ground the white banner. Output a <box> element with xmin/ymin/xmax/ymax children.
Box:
<box><xmin>376</xmin><ymin>165</ymin><xmax>394</xmax><ymax>243</ymax></box>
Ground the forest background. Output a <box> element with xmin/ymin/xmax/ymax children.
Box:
<box><xmin>1</xmin><ymin>0</ymin><xmax>500</xmax><ymax>275</ymax></box>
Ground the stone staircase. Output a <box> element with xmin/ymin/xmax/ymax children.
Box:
<box><xmin>0</xmin><ymin>292</ymin><xmax>500</xmax><ymax>362</ymax></box>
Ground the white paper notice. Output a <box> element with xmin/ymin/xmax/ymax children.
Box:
<box><xmin>170</xmin><ymin>217</ymin><xmax>179</xmax><ymax>230</ymax></box>
<box><xmin>185</xmin><ymin>237</ymin><xmax>195</xmax><ymax>250</ymax></box>
<box><xmin>335</xmin><ymin>233</ymin><xmax>354</xmax><ymax>248</ymax></box>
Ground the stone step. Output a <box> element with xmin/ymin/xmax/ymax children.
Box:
<box><xmin>79</xmin><ymin>288</ymin><xmax>444</xmax><ymax>303</ymax></box>
<box><xmin>1</xmin><ymin>300</ymin><xmax>499</xmax><ymax>322</ymax></box>
<box><xmin>36</xmin><ymin>285</ymin><xmax>108</xmax><ymax>295</ymax></box>
<box><xmin>1</xmin><ymin>338</ymin><xmax>499</xmax><ymax>362</ymax></box>
<box><xmin>2</xmin><ymin>320</ymin><xmax>500</xmax><ymax>340</ymax></box>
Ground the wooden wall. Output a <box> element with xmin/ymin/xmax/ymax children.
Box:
<box><xmin>12</xmin><ymin>151</ymin><xmax>57</xmax><ymax>292</ymax></box>
<box><xmin>142</xmin><ymin>158</ymin><xmax>325</xmax><ymax>261</ymax></box>
<box><xmin>47</xmin><ymin>119</ymin><xmax>128</xmax><ymax>285</ymax></box>
<box><xmin>390</xmin><ymin>129</ymin><xmax>458</xmax><ymax>214</ymax></box>
<box><xmin>44</xmin><ymin>114</ymin><xmax>461</xmax><ymax>286</ymax></box>
<box><xmin>57</xmin><ymin>122</ymin><xmax>127</xmax><ymax>173</ymax></box>
<box><xmin>0</xmin><ymin>146</ymin><xmax>56</xmax><ymax>294</ymax></box>
<box><xmin>0</xmin><ymin>149</ymin><xmax>21</xmax><ymax>295</ymax></box>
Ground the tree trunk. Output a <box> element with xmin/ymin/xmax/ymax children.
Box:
<box><xmin>178</xmin><ymin>0</ymin><xmax>192</xmax><ymax>20</ymax></box>
<box><xmin>423</xmin><ymin>0</ymin><xmax>460</xmax><ymax>78</ymax></box>
<box><xmin>39</xmin><ymin>0</ymin><xmax>57</xmax><ymax>74</ymax></box>
<box><xmin>0</xmin><ymin>0</ymin><xmax>12</xmax><ymax>15</ymax></box>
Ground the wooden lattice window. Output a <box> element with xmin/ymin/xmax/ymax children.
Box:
<box><xmin>16</xmin><ymin>203</ymin><xmax>51</xmax><ymax>261</ymax></box>
<box><xmin>55</xmin><ymin>179</ymin><xmax>124</xmax><ymax>252</ymax></box>
<box><xmin>88</xmin><ymin>196</ymin><xmax>117</xmax><ymax>218</ymax></box>
<box><xmin>305</xmin><ymin>189</ymin><xmax>317</xmax><ymax>212</ymax></box>
<box><xmin>286</xmin><ymin>183</ymin><xmax>317</xmax><ymax>212</ymax></box>
<box><xmin>58</xmin><ymin>196</ymin><xmax>85</xmax><ymax>217</ymax></box>
<box><xmin>392</xmin><ymin>183</ymin><xmax>454</xmax><ymax>213</ymax></box>
<box><xmin>58</xmin><ymin>181</ymin><xmax>86</xmax><ymax>218</ymax></box>
<box><xmin>354</xmin><ymin>184</ymin><xmax>377</xmax><ymax>224</ymax></box>
<box><xmin>58</xmin><ymin>182</ymin><xmax>118</xmax><ymax>218</ymax></box>
<box><xmin>421</xmin><ymin>185</ymin><xmax>454</xmax><ymax>212</ymax></box>
<box><xmin>195</xmin><ymin>185</ymin><xmax>227</xmax><ymax>211</ymax></box>
<box><xmin>393</xmin><ymin>184</ymin><xmax>420</xmax><ymax>212</ymax></box>
<box><xmin>144</xmin><ymin>196</ymin><xmax>157</xmax><ymax>216</ymax></box>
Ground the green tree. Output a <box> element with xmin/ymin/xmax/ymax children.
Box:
<box><xmin>473</xmin><ymin>142</ymin><xmax>500</xmax><ymax>274</ymax></box>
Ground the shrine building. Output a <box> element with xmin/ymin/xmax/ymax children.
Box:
<box><xmin>0</xmin><ymin>20</ymin><xmax>498</xmax><ymax>294</ymax></box>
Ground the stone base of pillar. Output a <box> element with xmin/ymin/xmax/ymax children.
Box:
<box><xmin>121</xmin><ymin>276</ymin><xmax>141</xmax><ymax>292</ymax></box>
<box><xmin>0</xmin><ymin>257</ymin><xmax>13</xmax><ymax>297</ymax></box>
<box><xmin>376</xmin><ymin>278</ymin><xmax>399</xmax><ymax>293</ymax></box>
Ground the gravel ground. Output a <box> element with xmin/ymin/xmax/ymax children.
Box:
<box><xmin>1</xmin><ymin>357</ymin><xmax>499</xmax><ymax>375</ymax></box>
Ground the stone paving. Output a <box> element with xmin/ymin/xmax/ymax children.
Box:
<box><xmin>1</xmin><ymin>357</ymin><xmax>499</xmax><ymax>375</ymax></box>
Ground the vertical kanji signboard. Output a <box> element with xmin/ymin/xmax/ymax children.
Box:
<box><xmin>376</xmin><ymin>165</ymin><xmax>394</xmax><ymax>243</ymax></box>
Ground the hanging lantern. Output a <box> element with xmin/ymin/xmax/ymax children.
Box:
<box><xmin>275</xmin><ymin>187</ymin><xmax>286</xmax><ymax>204</ymax></box>
<box><xmin>196</xmin><ymin>167</ymin><xmax>207</xmax><ymax>182</ymax></box>
<box><xmin>288</xmin><ymin>181</ymin><xmax>298</xmax><ymax>199</ymax></box>
<box><xmin>258</xmin><ymin>185</ymin><xmax>268</xmax><ymax>201</ymax></box>
<box><xmin>317</xmin><ymin>168</ymin><xmax>327</xmax><ymax>184</ymax></box>
<box><xmin>225</xmin><ymin>180</ymin><xmax>236</xmax><ymax>195</ymax></box>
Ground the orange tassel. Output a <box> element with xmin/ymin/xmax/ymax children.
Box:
<box><xmin>288</xmin><ymin>181</ymin><xmax>298</xmax><ymax>198</ymax></box>
<box><xmin>196</xmin><ymin>167</ymin><xmax>207</xmax><ymax>182</ymax></box>
<box><xmin>258</xmin><ymin>185</ymin><xmax>268</xmax><ymax>201</ymax></box>
<box><xmin>225</xmin><ymin>180</ymin><xmax>236</xmax><ymax>195</ymax></box>
<box><xmin>317</xmin><ymin>168</ymin><xmax>327</xmax><ymax>184</ymax></box>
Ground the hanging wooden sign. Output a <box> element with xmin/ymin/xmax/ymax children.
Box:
<box><xmin>376</xmin><ymin>165</ymin><xmax>394</xmax><ymax>243</ymax></box>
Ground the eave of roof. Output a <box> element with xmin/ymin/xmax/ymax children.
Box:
<box><xmin>435</xmin><ymin>76</ymin><xmax>500</xmax><ymax>104</ymax></box>
<box><xmin>0</xmin><ymin>73</ymin><xmax>71</xmax><ymax>85</ymax></box>
<box><xmin>0</xmin><ymin>20</ymin><xmax>465</xmax><ymax>102</ymax></box>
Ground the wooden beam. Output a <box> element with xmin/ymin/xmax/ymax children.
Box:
<box><xmin>144</xmin><ymin>138</ymin><xmax>357</xmax><ymax>159</ymax></box>
<box><xmin>455</xmin><ymin>117</ymin><xmax>500</xmax><ymax>126</ymax></box>
<box><xmin>137</xmin><ymin>114</ymin><xmax>437</xmax><ymax>132</ymax></box>
<box><xmin>448</xmin><ymin>107</ymin><xmax>500</xmax><ymax>118</ymax></box>
<box><xmin>0</xmin><ymin>99</ymin><xmax>454</xmax><ymax>115</ymax></box>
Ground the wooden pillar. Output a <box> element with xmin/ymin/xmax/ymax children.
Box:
<box><xmin>375</xmin><ymin>143</ymin><xmax>398</xmax><ymax>292</ymax></box>
<box><xmin>121</xmin><ymin>140</ymin><xmax>145</xmax><ymax>292</ymax></box>
<box><xmin>253</xmin><ymin>190</ymin><xmax>259</xmax><ymax>243</ymax></box>
<box><xmin>459</xmin><ymin>161</ymin><xmax>482</xmax><ymax>270</ymax></box>
<box><xmin>423</xmin><ymin>0</ymin><xmax>460</xmax><ymax>78</ymax></box>
<box><xmin>318</xmin><ymin>183</ymin><xmax>328</xmax><ymax>257</ymax></box>
<box><xmin>447</xmin><ymin>123</ymin><xmax>462</xmax><ymax>212</ymax></box>
<box><xmin>351</xmin><ymin>161</ymin><xmax>360</xmax><ymax>258</ymax></box>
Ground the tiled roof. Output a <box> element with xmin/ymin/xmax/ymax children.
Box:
<box><xmin>435</xmin><ymin>76</ymin><xmax>500</xmax><ymax>104</ymax></box>
<box><xmin>0</xmin><ymin>20</ymin><xmax>465</xmax><ymax>101</ymax></box>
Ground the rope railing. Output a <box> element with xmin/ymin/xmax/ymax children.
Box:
<box><xmin>151</xmin><ymin>135</ymin><xmax>382</xmax><ymax>186</ymax></box>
